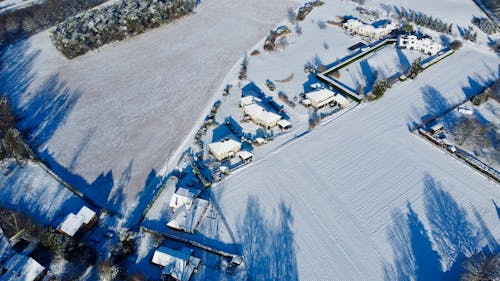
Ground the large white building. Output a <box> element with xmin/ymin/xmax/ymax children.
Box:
<box><xmin>208</xmin><ymin>138</ymin><xmax>241</xmax><ymax>161</ymax></box>
<box><xmin>398</xmin><ymin>35</ymin><xmax>443</xmax><ymax>56</ymax></box>
<box><xmin>343</xmin><ymin>18</ymin><xmax>397</xmax><ymax>40</ymax></box>
<box><xmin>240</xmin><ymin>97</ymin><xmax>282</xmax><ymax>129</ymax></box>
<box><xmin>305</xmin><ymin>89</ymin><xmax>350</xmax><ymax>109</ymax></box>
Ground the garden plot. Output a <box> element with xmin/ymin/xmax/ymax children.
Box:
<box><xmin>431</xmin><ymin>98</ymin><xmax>500</xmax><ymax>171</ymax></box>
<box><xmin>335</xmin><ymin>45</ymin><xmax>426</xmax><ymax>94</ymax></box>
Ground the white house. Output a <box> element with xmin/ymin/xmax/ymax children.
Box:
<box><xmin>57</xmin><ymin>206</ymin><xmax>97</xmax><ymax>237</ymax></box>
<box><xmin>167</xmin><ymin>197</ymin><xmax>209</xmax><ymax>233</ymax></box>
<box><xmin>398</xmin><ymin>35</ymin><xmax>443</xmax><ymax>56</ymax></box>
<box><xmin>0</xmin><ymin>254</ymin><xmax>47</xmax><ymax>281</ymax></box>
<box><xmin>208</xmin><ymin>139</ymin><xmax>241</xmax><ymax>161</ymax></box>
<box><xmin>168</xmin><ymin>187</ymin><xmax>202</xmax><ymax>210</ymax></box>
<box><xmin>152</xmin><ymin>246</ymin><xmax>201</xmax><ymax>281</ymax></box>
<box><xmin>306</xmin><ymin>89</ymin><xmax>335</xmax><ymax>108</ymax></box>
<box><xmin>242</xmin><ymin>102</ymin><xmax>282</xmax><ymax>129</ymax></box>
<box><xmin>343</xmin><ymin>19</ymin><xmax>397</xmax><ymax>40</ymax></box>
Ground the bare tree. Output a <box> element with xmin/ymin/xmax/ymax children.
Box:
<box><xmin>460</xmin><ymin>251</ymin><xmax>500</xmax><ymax>281</ymax></box>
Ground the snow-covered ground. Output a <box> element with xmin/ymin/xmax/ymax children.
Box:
<box><xmin>214</xmin><ymin>45</ymin><xmax>499</xmax><ymax>280</ymax></box>
<box><xmin>0</xmin><ymin>0</ymin><xmax>299</xmax><ymax>222</ymax></box>
<box><xmin>0</xmin><ymin>160</ymin><xmax>86</xmax><ymax>226</ymax></box>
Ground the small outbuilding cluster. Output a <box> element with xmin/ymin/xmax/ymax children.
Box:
<box><xmin>398</xmin><ymin>35</ymin><xmax>443</xmax><ymax>55</ymax></box>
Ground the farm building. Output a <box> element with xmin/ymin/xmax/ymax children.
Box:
<box><xmin>169</xmin><ymin>187</ymin><xmax>202</xmax><ymax>210</ymax></box>
<box><xmin>343</xmin><ymin>18</ymin><xmax>397</xmax><ymax>40</ymax></box>
<box><xmin>398</xmin><ymin>35</ymin><xmax>443</xmax><ymax>55</ymax></box>
<box><xmin>57</xmin><ymin>206</ymin><xmax>97</xmax><ymax>237</ymax></box>
<box><xmin>208</xmin><ymin>139</ymin><xmax>241</xmax><ymax>161</ymax></box>
<box><xmin>152</xmin><ymin>246</ymin><xmax>201</xmax><ymax>281</ymax></box>
<box><xmin>305</xmin><ymin>89</ymin><xmax>336</xmax><ymax>108</ymax></box>
<box><xmin>242</xmin><ymin>102</ymin><xmax>282</xmax><ymax>129</ymax></box>
<box><xmin>0</xmin><ymin>254</ymin><xmax>47</xmax><ymax>281</ymax></box>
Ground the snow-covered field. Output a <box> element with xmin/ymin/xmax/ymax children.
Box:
<box><xmin>196</xmin><ymin>1</ymin><xmax>500</xmax><ymax>280</ymax></box>
<box><xmin>0</xmin><ymin>160</ymin><xmax>86</xmax><ymax>226</ymax></box>
<box><xmin>215</xmin><ymin>46</ymin><xmax>499</xmax><ymax>280</ymax></box>
<box><xmin>0</xmin><ymin>0</ymin><xmax>298</xmax><ymax>221</ymax></box>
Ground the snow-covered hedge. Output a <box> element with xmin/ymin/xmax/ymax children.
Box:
<box><xmin>50</xmin><ymin>0</ymin><xmax>196</xmax><ymax>58</ymax></box>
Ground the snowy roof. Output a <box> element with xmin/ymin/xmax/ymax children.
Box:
<box><xmin>0</xmin><ymin>254</ymin><xmax>45</xmax><ymax>281</ymax></box>
<box><xmin>277</xmin><ymin>119</ymin><xmax>292</xmax><ymax>128</ymax></box>
<box><xmin>76</xmin><ymin>206</ymin><xmax>96</xmax><ymax>224</ymax></box>
<box><xmin>167</xmin><ymin>198</ymin><xmax>209</xmax><ymax>233</ymax></box>
<box><xmin>175</xmin><ymin>186</ymin><xmax>201</xmax><ymax>199</ymax></box>
<box><xmin>168</xmin><ymin>187</ymin><xmax>202</xmax><ymax>210</ymax></box>
<box><xmin>208</xmin><ymin>139</ymin><xmax>241</xmax><ymax>158</ymax></box>
<box><xmin>240</xmin><ymin>96</ymin><xmax>261</xmax><ymax>106</ymax></box>
<box><xmin>244</xmin><ymin>103</ymin><xmax>282</xmax><ymax>125</ymax></box>
<box><xmin>306</xmin><ymin>89</ymin><xmax>334</xmax><ymax>104</ymax></box>
<box><xmin>153</xmin><ymin>246</ymin><xmax>200</xmax><ymax>281</ymax></box>
<box><xmin>238</xmin><ymin>151</ymin><xmax>254</xmax><ymax>161</ymax></box>
<box><xmin>58</xmin><ymin>206</ymin><xmax>96</xmax><ymax>236</ymax></box>
<box><xmin>58</xmin><ymin>213</ymin><xmax>84</xmax><ymax>237</ymax></box>
<box><xmin>332</xmin><ymin>94</ymin><xmax>350</xmax><ymax>107</ymax></box>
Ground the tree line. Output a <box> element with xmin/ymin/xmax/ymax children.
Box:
<box><xmin>0</xmin><ymin>0</ymin><xmax>105</xmax><ymax>48</ymax></box>
<box><xmin>51</xmin><ymin>0</ymin><xmax>197</xmax><ymax>59</ymax></box>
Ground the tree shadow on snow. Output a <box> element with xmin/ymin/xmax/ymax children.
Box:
<box><xmin>384</xmin><ymin>174</ymin><xmax>498</xmax><ymax>281</ymax></box>
<box><xmin>237</xmin><ymin>195</ymin><xmax>298</xmax><ymax>281</ymax></box>
<box><xmin>1</xmin><ymin>41</ymin><xmax>80</xmax><ymax>150</ymax></box>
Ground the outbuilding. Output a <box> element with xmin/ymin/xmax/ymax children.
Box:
<box><xmin>306</xmin><ymin>89</ymin><xmax>336</xmax><ymax>108</ymax></box>
<box><xmin>331</xmin><ymin>94</ymin><xmax>350</xmax><ymax>108</ymax></box>
<box><xmin>208</xmin><ymin>139</ymin><xmax>241</xmax><ymax>161</ymax></box>
<box><xmin>238</xmin><ymin>151</ymin><xmax>254</xmax><ymax>162</ymax></box>
<box><xmin>277</xmin><ymin>119</ymin><xmax>292</xmax><ymax>129</ymax></box>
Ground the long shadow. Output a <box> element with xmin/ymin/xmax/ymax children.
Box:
<box><xmin>423</xmin><ymin>174</ymin><xmax>479</xmax><ymax>274</ymax></box>
<box><xmin>396</xmin><ymin>46</ymin><xmax>410</xmax><ymax>70</ymax></box>
<box><xmin>385</xmin><ymin>174</ymin><xmax>497</xmax><ymax>281</ymax></box>
<box><xmin>1</xmin><ymin>42</ymin><xmax>80</xmax><ymax>149</ymax></box>
<box><xmin>360</xmin><ymin>59</ymin><xmax>377</xmax><ymax>93</ymax></box>
<box><xmin>237</xmin><ymin>195</ymin><xmax>298</xmax><ymax>281</ymax></box>
<box><xmin>419</xmin><ymin>85</ymin><xmax>458</xmax><ymax>130</ymax></box>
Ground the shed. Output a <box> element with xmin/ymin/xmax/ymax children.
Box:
<box><xmin>306</xmin><ymin>89</ymin><xmax>335</xmax><ymax>108</ymax></box>
<box><xmin>457</xmin><ymin>107</ymin><xmax>473</xmax><ymax>115</ymax></box>
<box><xmin>208</xmin><ymin>139</ymin><xmax>241</xmax><ymax>161</ymax></box>
<box><xmin>0</xmin><ymin>254</ymin><xmax>46</xmax><ymax>281</ymax></box>
<box><xmin>152</xmin><ymin>247</ymin><xmax>201</xmax><ymax>281</ymax></box>
<box><xmin>332</xmin><ymin>94</ymin><xmax>350</xmax><ymax>108</ymax></box>
<box><xmin>238</xmin><ymin>151</ymin><xmax>254</xmax><ymax>162</ymax></box>
<box><xmin>430</xmin><ymin>123</ymin><xmax>444</xmax><ymax>134</ymax></box>
<box><xmin>277</xmin><ymin>119</ymin><xmax>292</xmax><ymax>129</ymax></box>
